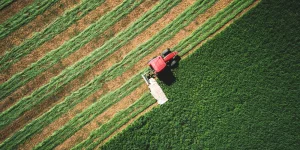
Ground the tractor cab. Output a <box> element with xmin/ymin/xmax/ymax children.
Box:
<box><xmin>148</xmin><ymin>49</ymin><xmax>178</xmax><ymax>74</ymax></box>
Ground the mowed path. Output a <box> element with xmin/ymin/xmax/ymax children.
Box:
<box><xmin>0</xmin><ymin>0</ymin><xmax>260</xmax><ymax>149</ymax></box>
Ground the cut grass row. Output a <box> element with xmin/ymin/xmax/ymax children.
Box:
<box><xmin>0</xmin><ymin>0</ymin><xmax>180</xmax><ymax>129</ymax></box>
<box><xmin>0</xmin><ymin>0</ymin><xmax>13</xmax><ymax>10</ymax></box>
<box><xmin>0</xmin><ymin>71</ymin><xmax>144</xmax><ymax>150</ymax></box>
<box><xmin>34</xmin><ymin>72</ymin><xmax>145</xmax><ymax>150</ymax></box>
<box><xmin>0</xmin><ymin>0</ymin><xmax>60</xmax><ymax>39</ymax></box>
<box><xmin>0</xmin><ymin>0</ymin><xmax>181</xmax><ymax>148</ymax></box>
<box><xmin>0</xmin><ymin>0</ymin><xmax>141</xmax><ymax>101</ymax></box>
<box><xmin>176</xmin><ymin>0</ymin><xmax>256</xmax><ymax>55</ymax></box>
<box><xmin>73</xmin><ymin>92</ymin><xmax>155</xmax><ymax>150</ymax></box>
<box><xmin>33</xmin><ymin>0</ymin><xmax>217</xmax><ymax>149</ymax></box>
<box><xmin>0</xmin><ymin>0</ymin><xmax>105</xmax><ymax>71</ymax></box>
<box><xmin>77</xmin><ymin>0</ymin><xmax>257</xmax><ymax>148</ymax></box>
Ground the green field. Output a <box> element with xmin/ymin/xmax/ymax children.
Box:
<box><xmin>102</xmin><ymin>0</ymin><xmax>300</xmax><ymax>149</ymax></box>
<box><xmin>1</xmin><ymin>0</ymin><xmax>295</xmax><ymax>149</ymax></box>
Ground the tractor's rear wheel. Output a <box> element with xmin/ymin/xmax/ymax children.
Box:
<box><xmin>161</xmin><ymin>48</ymin><xmax>171</xmax><ymax>57</ymax></box>
<box><xmin>170</xmin><ymin>60</ymin><xmax>177</xmax><ymax>67</ymax></box>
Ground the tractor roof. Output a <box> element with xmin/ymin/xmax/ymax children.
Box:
<box><xmin>149</xmin><ymin>56</ymin><xmax>166</xmax><ymax>73</ymax></box>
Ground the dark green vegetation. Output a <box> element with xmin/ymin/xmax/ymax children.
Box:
<box><xmin>102</xmin><ymin>0</ymin><xmax>300</xmax><ymax>149</ymax></box>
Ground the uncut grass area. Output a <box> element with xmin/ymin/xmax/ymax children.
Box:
<box><xmin>102</xmin><ymin>0</ymin><xmax>300</xmax><ymax>149</ymax></box>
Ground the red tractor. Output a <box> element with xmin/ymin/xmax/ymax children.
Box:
<box><xmin>148</xmin><ymin>48</ymin><xmax>179</xmax><ymax>74</ymax></box>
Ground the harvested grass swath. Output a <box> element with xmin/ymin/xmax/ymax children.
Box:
<box><xmin>0</xmin><ymin>0</ymin><xmax>60</xmax><ymax>39</ymax></box>
<box><xmin>0</xmin><ymin>0</ymin><xmax>105</xmax><ymax>71</ymax></box>
<box><xmin>73</xmin><ymin>93</ymin><xmax>155</xmax><ymax>150</ymax></box>
<box><xmin>0</xmin><ymin>0</ymin><xmax>139</xmax><ymax>101</ymax></box>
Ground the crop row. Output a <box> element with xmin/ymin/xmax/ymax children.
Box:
<box><xmin>78</xmin><ymin>0</ymin><xmax>258</xmax><ymax>148</ymax></box>
<box><xmin>0</xmin><ymin>0</ymin><xmax>181</xmax><ymax>148</ymax></box>
<box><xmin>33</xmin><ymin>0</ymin><xmax>216</xmax><ymax>149</ymax></box>
<box><xmin>73</xmin><ymin>93</ymin><xmax>155</xmax><ymax>150</ymax></box>
<box><xmin>0</xmin><ymin>0</ymin><xmax>60</xmax><ymax>39</ymax></box>
<box><xmin>0</xmin><ymin>0</ymin><xmax>142</xmax><ymax>101</ymax></box>
<box><xmin>0</xmin><ymin>0</ymin><xmax>13</xmax><ymax>10</ymax></box>
<box><xmin>0</xmin><ymin>0</ymin><xmax>106</xmax><ymax>71</ymax></box>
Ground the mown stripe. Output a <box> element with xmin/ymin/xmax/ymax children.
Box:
<box><xmin>0</xmin><ymin>0</ymin><xmax>180</xmax><ymax>148</ymax></box>
<box><xmin>34</xmin><ymin>0</ymin><xmax>216</xmax><ymax>149</ymax></box>
<box><xmin>34</xmin><ymin>73</ymin><xmax>145</xmax><ymax>150</ymax></box>
<box><xmin>73</xmin><ymin>93</ymin><xmax>155</xmax><ymax>150</ymax></box>
<box><xmin>0</xmin><ymin>0</ymin><xmax>143</xmax><ymax>129</ymax></box>
<box><xmin>0</xmin><ymin>0</ymin><xmax>60</xmax><ymax>39</ymax></box>
<box><xmin>0</xmin><ymin>0</ymin><xmax>178</xmax><ymax>129</ymax></box>
<box><xmin>0</xmin><ymin>0</ymin><xmax>105</xmax><ymax>71</ymax></box>
<box><xmin>0</xmin><ymin>0</ymin><xmax>135</xmax><ymax>101</ymax></box>
<box><xmin>0</xmin><ymin>0</ymin><xmax>14</xmax><ymax>10</ymax></box>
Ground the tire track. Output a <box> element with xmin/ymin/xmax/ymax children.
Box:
<box><xmin>0</xmin><ymin>0</ymin><xmax>123</xmax><ymax>112</ymax></box>
<box><xmin>0</xmin><ymin>0</ymin><xmax>81</xmax><ymax>56</ymax></box>
<box><xmin>19</xmin><ymin>0</ymin><xmax>193</xmax><ymax>149</ymax></box>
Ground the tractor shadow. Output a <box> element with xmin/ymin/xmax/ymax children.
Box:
<box><xmin>157</xmin><ymin>56</ymin><xmax>181</xmax><ymax>86</ymax></box>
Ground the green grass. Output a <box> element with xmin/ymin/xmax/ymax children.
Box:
<box><xmin>0</xmin><ymin>0</ymin><xmax>142</xmax><ymax>101</ymax></box>
<box><xmin>0</xmin><ymin>0</ymin><xmax>60</xmax><ymax>39</ymax></box>
<box><xmin>0</xmin><ymin>0</ymin><xmax>106</xmax><ymax>71</ymax></box>
<box><xmin>72</xmin><ymin>93</ymin><xmax>155</xmax><ymax>150</ymax></box>
<box><xmin>0</xmin><ymin>0</ymin><xmax>14</xmax><ymax>10</ymax></box>
<box><xmin>101</xmin><ymin>0</ymin><xmax>300</xmax><ymax>149</ymax></box>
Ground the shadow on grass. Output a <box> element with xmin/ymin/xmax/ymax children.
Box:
<box><xmin>157</xmin><ymin>55</ymin><xmax>181</xmax><ymax>86</ymax></box>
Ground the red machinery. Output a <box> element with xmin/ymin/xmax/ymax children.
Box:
<box><xmin>142</xmin><ymin>48</ymin><xmax>179</xmax><ymax>104</ymax></box>
<box><xmin>148</xmin><ymin>48</ymin><xmax>178</xmax><ymax>74</ymax></box>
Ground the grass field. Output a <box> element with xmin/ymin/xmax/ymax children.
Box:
<box><xmin>101</xmin><ymin>0</ymin><xmax>300</xmax><ymax>149</ymax></box>
<box><xmin>0</xmin><ymin>0</ymin><xmax>272</xmax><ymax>149</ymax></box>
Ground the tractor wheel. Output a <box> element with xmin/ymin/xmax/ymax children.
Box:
<box><xmin>161</xmin><ymin>48</ymin><xmax>171</xmax><ymax>57</ymax></box>
<box><xmin>170</xmin><ymin>60</ymin><xmax>177</xmax><ymax>68</ymax></box>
